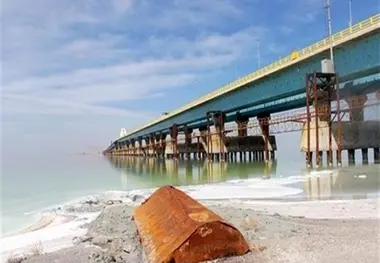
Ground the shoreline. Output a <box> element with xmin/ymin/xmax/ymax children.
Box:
<box><xmin>1</xmin><ymin>170</ymin><xmax>379</xmax><ymax>263</ymax></box>
<box><xmin>1</xmin><ymin>189</ymin><xmax>379</xmax><ymax>262</ymax></box>
<box><xmin>3</xmin><ymin>195</ymin><xmax>378</xmax><ymax>263</ymax></box>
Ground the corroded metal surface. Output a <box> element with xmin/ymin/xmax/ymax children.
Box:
<box><xmin>133</xmin><ymin>185</ymin><xmax>250</xmax><ymax>263</ymax></box>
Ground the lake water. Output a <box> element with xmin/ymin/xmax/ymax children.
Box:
<box><xmin>1</xmin><ymin>152</ymin><xmax>379</xmax><ymax>236</ymax></box>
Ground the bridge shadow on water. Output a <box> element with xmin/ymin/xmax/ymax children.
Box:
<box><xmin>106</xmin><ymin>156</ymin><xmax>379</xmax><ymax>201</ymax></box>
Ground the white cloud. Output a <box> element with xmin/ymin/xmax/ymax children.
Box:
<box><xmin>111</xmin><ymin>0</ymin><xmax>134</xmax><ymax>14</ymax></box>
<box><xmin>0</xmin><ymin>0</ymin><xmax>275</xmax><ymax>154</ymax></box>
<box><xmin>143</xmin><ymin>0</ymin><xmax>244</xmax><ymax>30</ymax></box>
<box><xmin>285</xmin><ymin>0</ymin><xmax>325</xmax><ymax>24</ymax></box>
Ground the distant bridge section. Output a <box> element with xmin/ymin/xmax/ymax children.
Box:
<box><xmin>105</xmin><ymin>14</ymin><xmax>380</xmax><ymax>161</ymax></box>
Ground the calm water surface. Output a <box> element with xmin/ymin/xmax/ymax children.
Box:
<box><xmin>1</xmin><ymin>153</ymin><xmax>379</xmax><ymax>236</ymax></box>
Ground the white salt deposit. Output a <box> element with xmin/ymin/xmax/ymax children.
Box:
<box><xmin>1</xmin><ymin>171</ymin><xmax>377</xmax><ymax>262</ymax></box>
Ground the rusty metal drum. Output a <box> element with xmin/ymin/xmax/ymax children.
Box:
<box><xmin>133</xmin><ymin>185</ymin><xmax>250</xmax><ymax>263</ymax></box>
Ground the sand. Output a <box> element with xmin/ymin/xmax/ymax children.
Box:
<box><xmin>9</xmin><ymin>198</ymin><xmax>379</xmax><ymax>263</ymax></box>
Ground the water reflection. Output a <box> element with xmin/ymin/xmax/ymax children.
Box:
<box><xmin>107</xmin><ymin>156</ymin><xmax>277</xmax><ymax>190</ymax></box>
<box><xmin>299</xmin><ymin>164</ymin><xmax>380</xmax><ymax>200</ymax></box>
<box><xmin>108</xmin><ymin>156</ymin><xmax>379</xmax><ymax>201</ymax></box>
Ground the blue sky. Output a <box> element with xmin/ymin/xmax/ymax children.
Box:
<box><xmin>1</xmin><ymin>0</ymin><xmax>378</xmax><ymax>156</ymax></box>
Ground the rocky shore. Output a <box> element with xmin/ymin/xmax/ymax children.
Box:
<box><xmin>7</xmin><ymin>195</ymin><xmax>379</xmax><ymax>263</ymax></box>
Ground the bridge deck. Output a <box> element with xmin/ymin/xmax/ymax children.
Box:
<box><xmin>116</xmin><ymin>14</ymin><xmax>380</xmax><ymax>143</ymax></box>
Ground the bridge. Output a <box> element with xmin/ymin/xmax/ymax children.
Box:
<box><xmin>104</xmin><ymin>14</ymin><xmax>380</xmax><ymax>167</ymax></box>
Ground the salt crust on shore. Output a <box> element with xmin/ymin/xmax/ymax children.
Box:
<box><xmin>1</xmin><ymin>173</ymin><xmax>379</xmax><ymax>262</ymax></box>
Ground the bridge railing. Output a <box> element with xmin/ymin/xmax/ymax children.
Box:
<box><xmin>122</xmin><ymin>13</ymin><xmax>380</xmax><ymax>140</ymax></box>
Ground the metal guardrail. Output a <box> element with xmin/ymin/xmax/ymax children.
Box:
<box><xmin>120</xmin><ymin>14</ymin><xmax>380</xmax><ymax>140</ymax></box>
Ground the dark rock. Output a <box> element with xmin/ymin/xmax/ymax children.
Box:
<box><xmin>88</xmin><ymin>251</ymin><xmax>115</xmax><ymax>263</ymax></box>
<box><xmin>5</xmin><ymin>255</ymin><xmax>27</xmax><ymax>263</ymax></box>
<box><xmin>132</xmin><ymin>194</ymin><xmax>144</xmax><ymax>203</ymax></box>
<box><xmin>73</xmin><ymin>235</ymin><xmax>93</xmax><ymax>245</ymax></box>
<box><xmin>82</xmin><ymin>197</ymin><xmax>100</xmax><ymax>206</ymax></box>
<box><xmin>105</xmin><ymin>200</ymin><xmax>123</xmax><ymax>206</ymax></box>
<box><xmin>92</xmin><ymin>235</ymin><xmax>112</xmax><ymax>246</ymax></box>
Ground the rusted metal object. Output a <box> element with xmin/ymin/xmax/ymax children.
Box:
<box><xmin>133</xmin><ymin>185</ymin><xmax>250</xmax><ymax>263</ymax></box>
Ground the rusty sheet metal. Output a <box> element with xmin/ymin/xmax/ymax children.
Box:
<box><xmin>133</xmin><ymin>185</ymin><xmax>250</xmax><ymax>263</ymax></box>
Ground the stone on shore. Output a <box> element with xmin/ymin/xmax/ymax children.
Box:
<box><xmin>20</xmin><ymin>201</ymin><xmax>380</xmax><ymax>263</ymax></box>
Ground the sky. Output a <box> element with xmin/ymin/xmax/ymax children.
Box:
<box><xmin>1</xmin><ymin>0</ymin><xmax>378</xmax><ymax>158</ymax></box>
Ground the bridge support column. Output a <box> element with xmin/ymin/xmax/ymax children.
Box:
<box><xmin>122</xmin><ymin>141</ymin><xmax>127</xmax><ymax>155</ymax></box>
<box><xmin>362</xmin><ymin>148</ymin><xmax>368</xmax><ymax>164</ymax></box>
<box><xmin>235</xmin><ymin>112</ymin><xmax>248</xmax><ymax>136</ymax></box>
<box><xmin>211</xmin><ymin>111</ymin><xmax>226</xmax><ymax>162</ymax></box>
<box><xmin>302</xmin><ymin>71</ymin><xmax>338</xmax><ymax>168</ymax></box>
<box><xmin>235</xmin><ymin>112</ymin><xmax>249</xmax><ymax>162</ymax></box>
<box><xmin>130</xmin><ymin>139</ymin><xmax>136</xmax><ymax>156</ymax></box>
<box><xmin>159</xmin><ymin>133</ymin><xmax>167</xmax><ymax>158</ymax></box>
<box><xmin>155</xmin><ymin>134</ymin><xmax>160</xmax><ymax>158</ymax></box>
<box><xmin>196</xmin><ymin>136</ymin><xmax>201</xmax><ymax>160</ymax></box>
<box><xmin>184</xmin><ymin>125</ymin><xmax>193</xmax><ymax>160</ymax></box>
<box><xmin>345</xmin><ymin>94</ymin><xmax>367</xmax><ymax>165</ymax></box>
<box><xmin>166</xmin><ymin>124</ymin><xmax>178</xmax><ymax>159</ymax></box>
<box><xmin>258</xmin><ymin>112</ymin><xmax>271</xmax><ymax>162</ymax></box>
<box><xmin>143</xmin><ymin>137</ymin><xmax>150</xmax><ymax>157</ymax></box>
<box><xmin>124</xmin><ymin>142</ymin><xmax>129</xmax><ymax>155</ymax></box>
<box><xmin>114</xmin><ymin>142</ymin><xmax>119</xmax><ymax>155</ymax></box>
<box><xmin>127</xmin><ymin>141</ymin><xmax>132</xmax><ymax>156</ymax></box>
<box><xmin>374</xmin><ymin>148</ymin><xmax>380</xmax><ymax>163</ymax></box>
<box><xmin>199</xmin><ymin>126</ymin><xmax>209</xmax><ymax>160</ymax></box>
<box><xmin>119</xmin><ymin>142</ymin><xmax>125</xmax><ymax>155</ymax></box>
<box><xmin>136</xmin><ymin>137</ymin><xmax>142</xmax><ymax>157</ymax></box>
<box><xmin>123</xmin><ymin>141</ymin><xmax>128</xmax><ymax>155</ymax></box>
<box><xmin>149</xmin><ymin>134</ymin><xmax>156</xmax><ymax>158</ymax></box>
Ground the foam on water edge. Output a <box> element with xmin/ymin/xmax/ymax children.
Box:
<box><xmin>2</xmin><ymin>170</ymin><xmax>377</xmax><ymax>262</ymax></box>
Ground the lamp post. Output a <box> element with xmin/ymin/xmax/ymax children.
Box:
<box><xmin>255</xmin><ymin>39</ymin><xmax>260</xmax><ymax>69</ymax></box>
<box><xmin>348</xmin><ymin>0</ymin><xmax>353</xmax><ymax>27</ymax></box>
<box><xmin>325</xmin><ymin>0</ymin><xmax>334</xmax><ymax>68</ymax></box>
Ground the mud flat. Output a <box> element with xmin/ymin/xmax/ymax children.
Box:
<box><xmin>8</xmin><ymin>197</ymin><xmax>378</xmax><ymax>263</ymax></box>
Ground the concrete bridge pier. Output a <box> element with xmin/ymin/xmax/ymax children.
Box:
<box><xmin>201</xmin><ymin>111</ymin><xmax>228</xmax><ymax>162</ymax></box>
<box><xmin>301</xmin><ymin>71</ymin><xmax>338</xmax><ymax>168</ymax></box>
<box><xmin>136</xmin><ymin>137</ymin><xmax>142</xmax><ymax>157</ymax></box>
<box><xmin>155</xmin><ymin>133</ymin><xmax>166</xmax><ymax>158</ymax></box>
<box><xmin>374</xmin><ymin>148</ymin><xmax>380</xmax><ymax>163</ymax></box>
<box><xmin>165</xmin><ymin>124</ymin><xmax>179</xmax><ymax>159</ymax></box>
<box><xmin>184</xmin><ymin>125</ymin><xmax>193</xmax><ymax>160</ymax></box>
<box><xmin>235</xmin><ymin>112</ymin><xmax>248</xmax><ymax>162</ymax></box>
<box><xmin>120</xmin><ymin>142</ymin><xmax>125</xmax><ymax>155</ymax></box>
<box><xmin>130</xmin><ymin>139</ymin><xmax>136</xmax><ymax>156</ymax></box>
<box><xmin>124</xmin><ymin>141</ymin><xmax>130</xmax><ymax>156</ymax></box>
<box><xmin>258</xmin><ymin>112</ymin><xmax>271</xmax><ymax>162</ymax></box>
<box><xmin>148</xmin><ymin>134</ymin><xmax>156</xmax><ymax>158</ymax></box>
<box><xmin>127</xmin><ymin>141</ymin><xmax>132</xmax><ymax>156</ymax></box>
<box><xmin>161</xmin><ymin>133</ymin><xmax>167</xmax><ymax>158</ymax></box>
<box><xmin>195</xmin><ymin>136</ymin><xmax>201</xmax><ymax>160</ymax></box>
<box><xmin>142</xmin><ymin>138</ymin><xmax>147</xmax><ymax>157</ymax></box>
<box><xmin>362</xmin><ymin>148</ymin><xmax>368</xmax><ymax>164</ymax></box>
<box><xmin>212</xmin><ymin>111</ymin><xmax>226</xmax><ymax>162</ymax></box>
<box><xmin>120</xmin><ymin>142</ymin><xmax>126</xmax><ymax>155</ymax></box>
<box><xmin>140</xmin><ymin>137</ymin><xmax>145</xmax><ymax>157</ymax></box>
<box><xmin>346</xmin><ymin>94</ymin><xmax>367</xmax><ymax>165</ymax></box>
<box><xmin>199</xmin><ymin>125</ymin><xmax>209</xmax><ymax>160</ymax></box>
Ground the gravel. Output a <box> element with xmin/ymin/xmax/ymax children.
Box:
<box><xmin>22</xmin><ymin>202</ymin><xmax>380</xmax><ymax>263</ymax></box>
